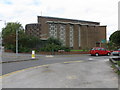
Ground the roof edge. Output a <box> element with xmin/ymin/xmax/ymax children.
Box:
<box><xmin>38</xmin><ymin>16</ymin><xmax>100</xmax><ymax>24</ymax></box>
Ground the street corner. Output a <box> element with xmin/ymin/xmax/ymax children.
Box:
<box><xmin>2</xmin><ymin>60</ymin><xmax>118</xmax><ymax>88</ymax></box>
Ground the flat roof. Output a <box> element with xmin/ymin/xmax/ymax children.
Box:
<box><xmin>26</xmin><ymin>23</ymin><xmax>41</xmax><ymax>25</ymax></box>
<box><xmin>38</xmin><ymin>16</ymin><xmax>100</xmax><ymax>24</ymax></box>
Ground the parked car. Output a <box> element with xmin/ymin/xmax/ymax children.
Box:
<box><xmin>112</xmin><ymin>48</ymin><xmax>120</xmax><ymax>56</ymax></box>
<box><xmin>90</xmin><ymin>47</ymin><xmax>111</xmax><ymax>56</ymax></box>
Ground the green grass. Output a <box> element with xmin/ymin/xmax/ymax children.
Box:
<box><xmin>111</xmin><ymin>63</ymin><xmax>120</xmax><ymax>75</ymax></box>
<box><xmin>116</xmin><ymin>61</ymin><xmax>120</xmax><ymax>66</ymax></box>
<box><xmin>70</xmin><ymin>50</ymin><xmax>89</xmax><ymax>51</ymax></box>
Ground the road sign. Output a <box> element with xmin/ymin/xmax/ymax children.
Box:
<box><xmin>101</xmin><ymin>39</ymin><xmax>106</xmax><ymax>43</ymax></box>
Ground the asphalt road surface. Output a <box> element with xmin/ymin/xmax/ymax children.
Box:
<box><xmin>2</xmin><ymin>56</ymin><xmax>118</xmax><ymax>88</ymax></box>
<box><xmin>2</xmin><ymin>54</ymin><xmax>111</xmax><ymax>75</ymax></box>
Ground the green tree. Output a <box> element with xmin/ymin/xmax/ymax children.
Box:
<box><xmin>2</xmin><ymin>22</ymin><xmax>42</xmax><ymax>53</ymax></box>
<box><xmin>2</xmin><ymin>22</ymin><xmax>24</xmax><ymax>39</ymax></box>
<box><xmin>40</xmin><ymin>37</ymin><xmax>70</xmax><ymax>52</ymax></box>
<box><xmin>2</xmin><ymin>22</ymin><xmax>24</xmax><ymax>51</ymax></box>
<box><xmin>109</xmin><ymin>31</ymin><xmax>120</xmax><ymax>48</ymax></box>
<box><xmin>47</xmin><ymin>37</ymin><xmax>62</xmax><ymax>46</ymax></box>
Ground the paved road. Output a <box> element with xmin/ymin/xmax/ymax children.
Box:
<box><xmin>2</xmin><ymin>53</ymin><xmax>111</xmax><ymax>75</ymax></box>
<box><xmin>2</xmin><ymin>58</ymin><xmax>118</xmax><ymax>88</ymax></box>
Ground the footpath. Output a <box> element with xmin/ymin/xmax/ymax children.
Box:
<box><xmin>1</xmin><ymin>52</ymin><xmax>42</xmax><ymax>63</ymax></box>
<box><xmin>1</xmin><ymin>52</ymin><xmax>89</xmax><ymax>63</ymax></box>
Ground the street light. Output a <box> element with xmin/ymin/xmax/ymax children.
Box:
<box><xmin>16</xmin><ymin>29</ymin><xmax>18</xmax><ymax>56</ymax></box>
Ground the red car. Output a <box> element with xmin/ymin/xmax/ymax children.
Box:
<box><xmin>90</xmin><ymin>47</ymin><xmax>111</xmax><ymax>56</ymax></box>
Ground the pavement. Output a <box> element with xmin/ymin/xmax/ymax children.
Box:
<box><xmin>1</xmin><ymin>52</ymin><xmax>43</xmax><ymax>63</ymax></box>
<box><xmin>1</xmin><ymin>59</ymin><xmax>118</xmax><ymax>88</ymax></box>
<box><xmin>1</xmin><ymin>52</ymin><xmax>90</xmax><ymax>63</ymax></box>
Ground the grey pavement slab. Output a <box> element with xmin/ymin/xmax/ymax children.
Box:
<box><xmin>1</xmin><ymin>52</ymin><xmax>90</xmax><ymax>63</ymax></box>
<box><xmin>2</xmin><ymin>59</ymin><xmax>118</xmax><ymax>88</ymax></box>
<box><xmin>1</xmin><ymin>52</ymin><xmax>44</xmax><ymax>63</ymax></box>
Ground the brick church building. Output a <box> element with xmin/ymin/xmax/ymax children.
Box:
<box><xmin>25</xmin><ymin>16</ymin><xmax>106</xmax><ymax>49</ymax></box>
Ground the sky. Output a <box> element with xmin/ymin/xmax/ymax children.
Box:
<box><xmin>0</xmin><ymin>0</ymin><xmax>119</xmax><ymax>40</ymax></box>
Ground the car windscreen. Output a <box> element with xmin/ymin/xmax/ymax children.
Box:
<box><xmin>92</xmin><ymin>48</ymin><xmax>96</xmax><ymax>50</ymax></box>
<box><xmin>92</xmin><ymin>48</ymin><xmax>101</xmax><ymax>50</ymax></box>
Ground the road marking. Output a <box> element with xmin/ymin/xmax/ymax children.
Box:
<box><xmin>46</xmin><ymin>55</ymin><xmax>54</xmax><ymax>57</ymax></box>
<box><xmin>0</xmin><ymin>60</ymin><xmax>84</xmax><ymax>79</ymax></box>
<box><xmin>1</xmin><ymin>64</ymin><xmax>50</xmax><ymax>79</ymax></box>
<box><xmin>88</xmin><ymin>58</ymin><xmax>94</xmax><ymax>60</ymax></box>
<box><xmin>63</xmin><ymin>61</ymin><xmax>83</xmax><ymax>63</ymax></box>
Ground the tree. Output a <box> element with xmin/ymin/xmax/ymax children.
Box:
<box><xmin>2</xmin><ymin>22</ymin><xmax>42</xmax><ymax>52</ymax></box>
<box><xmin>109</xmin><ymin>30</ymin><xmax>120</xmax><ymax>48</ymax></box>
<box><xmin>47</xmin><ymin>37</ymin><xmax>62</xmax><ymax>46</ymax></box>
<box><xmin>2</xmin><ymin>22</ymin><xmax>24</xmax><ymax>51</ymax></box>
<box><xmin>40</xmin><ymin>37</ymin><xmax>70</xmax><ymax>52</ymax></box>
<box><xmin>2</xmin><ymin>22</ymin><xmax>24</xmax><ymax>38</ymax></box>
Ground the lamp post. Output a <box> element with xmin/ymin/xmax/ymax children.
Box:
<box><xmin>16</xmin><ymin>29</ymin><xmax>18</xmax><ymax>56</ymax></box>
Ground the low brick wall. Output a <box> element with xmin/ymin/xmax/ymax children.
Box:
<box><xmin>5</xmin><ymin>49</ymin><xmax>13</xmax><ymax>53</ymax></box>
<box><xmin>37</xmin><ymin>51</ymin><xmax>90</xmax><ymax>55</ymax></box>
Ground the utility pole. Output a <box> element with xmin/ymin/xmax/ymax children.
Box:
<box><xmin>16</xmin><ymin>29</ymin><xmax>18</xmax><ymax>57</ymax></box>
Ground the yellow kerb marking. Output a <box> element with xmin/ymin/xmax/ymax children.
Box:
<box><xmin>0</xmin><ymin>60</ymin><xmax>83</xmax><ymax>78</ymax></box>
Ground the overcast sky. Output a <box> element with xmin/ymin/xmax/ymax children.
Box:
<box><xmin>0</xmin><ymin>0</ymin><xmax>119</xmax><ymax>40</ymax></box>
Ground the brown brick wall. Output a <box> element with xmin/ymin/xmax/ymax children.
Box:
<box><xmin>80</xmin><ymin>25</ymin><xmax>88</xmax><ymax>49</ymax></box>
<box><xmin>73</xmin><ymin>24</ymin><xmax>79</xmax><ymax>49</ymax></box>
<box><xmin>26</xmin><ymin>16</ymin><xmax>106</xmax><ymax>49</ymax></box>
<box><xmin>25</xmin><ymin>24</ymin><xmax>41</xmax><ymax>38</ymax></box>
<box><xmin>79</xmin><ymin>25</ymin><xmax>106</xmax><ymax>49</ymax></box>
<box><xmin>66</xmin><ymin>24</ymin><xmax>70</xmax><ymax>47</ymax></box>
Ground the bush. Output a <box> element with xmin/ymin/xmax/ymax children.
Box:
<box><xmin>60</xmin><ymin>46</ymin><xmax>70</xmax><ymax>52</ymax></box>
<box><xmin>40</xmin><ymin>44</ymin><xmax>70</xmax><ymax>52</ymax></box>
<box><xmin>40</xmin><ymin>44</ymin><xmax>60</xmax><ymax>52</ymax></box>
<box><xmin>18</xmin><ymin>46</ymin><xmax>31</xmax><ymax>53</ymax></box>
<box><xmin>5</xmin><ymin>44</ymin><xmax>16</xmax><ymax>52</ymax></box>
<box><xmin>109</xmin><ymin>31</ymin><xmax>120</xmax><ymax>47</ymax></box>
<box><xmin>47</xmin><ymin>37</ymin><xmax>62</xmax><ymax>46</ymax></box>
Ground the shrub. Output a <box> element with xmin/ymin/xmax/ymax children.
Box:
<box><xmin>60</xmin><ymin>46</ymin><xmax>70</xmax><ymax>52</ymax></box>
<box><xmin>18</xmin><ymin>46</ymin><xmax>31</xmax><ymax>53</ymax></box>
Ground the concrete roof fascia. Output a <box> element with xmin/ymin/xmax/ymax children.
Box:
<box><xmin>46</xmin><ymin>21</ymin><xmax>106</xmax><ymax>27</ymax></box>
<box><xmin>38</xmin><ymin>16</ymin><xmax>100</xmax><ymax>24</ymax></box>
<box><xmin>26</xmin><ymin>23</ymin><xmax>41</xmax><ymax>25</ymax></box>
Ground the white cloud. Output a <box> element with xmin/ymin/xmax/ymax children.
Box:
<box><xmin>0</xmin><ymin>0</ymin><xmax>119</xmax><ymax>40</ymax></box>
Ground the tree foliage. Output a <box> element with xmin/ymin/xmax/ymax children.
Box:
<box><xmin>109</xmin><ymin>31</ymin><xmax>120</xmax><ymax>48</ymax></box>
<box><xmin>40</xmin><ymin>37</ymin><xmax>70</xmax><ymax>52</ymax></box>
<box><xmin>2</xmin><ymin>22</ymin><xmax>24</xmax><ymax>49</ymax></box>
<box><xmin>2</xmin><ymin>22</ymin><xmax>42</xmax><ymax>52</ymax></box>
<box><xmin>47</xmin><ymin>37</ymin><xmax>62</xmax><ymax>46</ymax></box>
<box><xmin>2</xmin><ymin>22</ymin><xmax>24</xmax><ymax>38</ymax></box>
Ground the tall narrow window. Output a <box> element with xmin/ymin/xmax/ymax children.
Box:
<box><xmin>59</xmin><ymin>24</ymin><xmax>66</xmax><ymax>46</ymax></box>
<box><xmin>69</xmin><ymin>25</ymin><xmax>74</xmax><ymax>47</ymax></box>
<box><xmin>49</xmin><ymin>23</ymin><xmax>57</xmax><ymax>38</ymax></box>
<box><xmin>79</xmin><ymin>26</ymin><xmax>81</xmax><ymax>47</ymax></box>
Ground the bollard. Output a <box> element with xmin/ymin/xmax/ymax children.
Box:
<box><xmin>32</xmin><ymin>50</ymin><xmax>35</xmax><ymax>59</ymax></box>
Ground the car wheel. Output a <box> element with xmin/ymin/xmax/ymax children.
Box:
<box><xmin>107</xmin><ymin>53</ymin><xmax>110</xmax><ymax>56</ymax></box>
<box><xmin>95</xmin><ymin>53</ymin><xmax>99</xmax><ymax>56</ymax></box>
